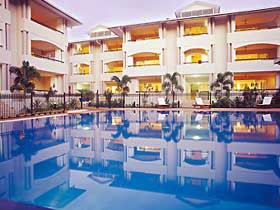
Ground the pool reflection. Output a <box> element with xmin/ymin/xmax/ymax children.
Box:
<box><xmin>0</xmin><ymin>111</ymin><xmax>280</xmax><ymax>210</ymax></box>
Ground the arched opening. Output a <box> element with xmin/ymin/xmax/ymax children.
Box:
<box><xmin>235</xmin><ymin>44</ymin><xmax>278</xmax><ymax>61</ymax></box>
<box><xmin>105</xmin><ymin>61</ymin><xmax>123</xmax><ymax>73</ymax></box>
<box><xmin>129</xmin><ymin>52</ymin><xmax>160</xmax><ymax>67</ymax></box>
<box><xmin>184</xmin><ymin>48</ymin><xmax>208</xmax><ymax>64</ymax></box>
<box><xmin>184</xmin><ymin>150</ymin><xmax>209</xmax><ymax>166</ymax></box>
<box><xmin>31</xmin><ymin>40</ymin><xmax>63</xmax><ymax>63</ymax></box>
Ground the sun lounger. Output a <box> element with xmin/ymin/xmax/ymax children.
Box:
<box><xmin>193</xmin><ymin>98</ymin><xmax>211</xmax><ymax>109</ymax></box>
<box><xmin>257</xmin><ymin>96</ymin><xmax>272</xmax><ymax>108</ymax></box>
<box><xmin>157</xmin><ymin>98</ymin><xmax>169</xmax><ymax>108</ymax></box>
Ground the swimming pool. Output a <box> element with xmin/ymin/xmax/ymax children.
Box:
<box><xmin>0</xmin><ymin>110</ymin><xmax>280</xmax><ymax>210</ymax></box>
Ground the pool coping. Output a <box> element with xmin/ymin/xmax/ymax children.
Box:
<box><xmin>1</xmin><ymin>107</ymin><xmax>280</xmax><ymax>123</ymax></box>
<box><xmin>0</xmin><ymin>199</ymin><xmax>53</xmax><ymax>210</ymax></box>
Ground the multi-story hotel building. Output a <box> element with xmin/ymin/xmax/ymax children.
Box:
<box><xmin>0</xmin><ymin>0</ymin><xmax>81</xmax><ymax>93</ymax></box>
<box><xmin>68</xmin><ymin>1</ymin><xmax>280</xmax><ymax>96</ymax></box>
<box><xmin>0</xmin><ymin>1</ymin><xmax>280</xmax><ymax>95</ymax></box>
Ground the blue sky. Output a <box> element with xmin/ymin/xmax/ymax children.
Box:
<box><xmin>50</xmin><ymin>0</ymin><xmax>280</xmax><ymax>41</ymax></box>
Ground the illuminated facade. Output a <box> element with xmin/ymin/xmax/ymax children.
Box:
<box><xmin>68</xmin><ymin>1</ymin><xmax>280</xmax><ymax>95</ymax></box>
<box><xmin>0</xmin><ymin>0</ymin><xmax>81</xmax><ymax>93</ymax></box>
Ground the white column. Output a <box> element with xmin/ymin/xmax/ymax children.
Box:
<box><xmin>130</xmin><ymin>79</ymin><xmax>139</xmax><ymax>93</ymax></box>
<box><xmin>231</xmin><ymin>16</ymin><xmax>236</xmax><ymax>32</ymax></box>
<box><xmin>180</xmin><ymin>22</ymin><xmax>184</xmax><ymax>37</ymax></box>
<box><xmin>207</xmin><ymin>18</ymin><xmax>212</xmax><ymax>34</ymax></box>
<box><xmin>276</xmin><ymin>73</ymin><xmax>280</xmax><ymax>89</ymax></box>
<box><xmin>159</xmin><ymin>24</ymin><xmax>163</xmax><ymax>39</ymax></box>
<box><xmin>277</xmin><ymin>46</ymin><xmax>280</xmax><ymax>58</ymax></box>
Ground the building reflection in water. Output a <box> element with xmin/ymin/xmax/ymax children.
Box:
<box><xmin>0</xmin><ymin>111</ymin><xmax>280</xmax><ymax>209</ymax></box>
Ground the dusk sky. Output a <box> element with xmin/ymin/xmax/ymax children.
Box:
<box><xmin>51</xmin><ymin>0</ymin><xmax>280</xmax><ymax>41</ymax></box>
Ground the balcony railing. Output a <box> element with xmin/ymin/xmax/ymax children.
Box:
<box><xmin>183</xmin><ymin>61</ymin><xmax>209</xmax><ymax>64</ymax></box>
<box><xmin>73</xmin><ymin>73</ymin><xmax>92</xmax><ymax>75</ymax></box>
<box><xmin>104</xmin><ymin>48</ymin><xmax>122</xmax><ymax>52</ymax></box>
<box><xmin>184</xmin><ymin>32</ymin><xmax>208</xmax><ymax>36</ymax></box>
<box><xmin>235</xmin><ymin>25</ymin><xmax>279</xmax><ymax>32</ymax></box>
<box><xmin>73</xmin><ymin>52</ymin><xmax>90</xmax><ymax>55</ymax></box>
<box><xmin>31</xmin><ymin>18</ymin><xmax>64</xmax><ymax>34</ymax></box>
<box><xmin>128</xmin><ymin>36</ymin><xmax>160</xmax><ymax>42</ymax></box>
<box><xmin>104</xmin><ymin>70</ymin><xmax>123</xmax><ymax>73</ymax></box>
<box><xmin>32</xmin><ymin>53</ymin><xmax>64</xmax><ymax>63</ymax></box>
<box><xmin>127</xmin><ymin>63</ymin><xmax>160</xmax><ymax>67</ymax></box>
<box><xmin>235</xmin><ymin>57</ymin><xmax>277</xmax><ymax>62</ymax></box>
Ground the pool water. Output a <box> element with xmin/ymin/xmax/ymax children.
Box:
<box><xmin>0</xmin><ymin>110</ymin><xmax>280</xmax><ymax>210</ymax></box>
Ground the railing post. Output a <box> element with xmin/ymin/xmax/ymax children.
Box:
<box><xmin>63</xmin><ymin>92</ymin><xmax>66</xmax><ymax>112</ymax></box>
<box><xmin>138</xmin><ymin>91</ymin><xmax>141</xmax><ymax>108</ymax></box>
<box><xmin>96</xmin><ymin>90</ymin><xmax>99</xmax><ymax>108</ymax></box>
<box><xmin>172</xmin><ymin>91</ymin><xmax>175</xmax><ymax>108</ymax></box>
<box><xmin>31</xmin><ymin>92</ymin><xmax>34</xmax><ymax>115</ymax></box>
<box><xmin>123</xmin><ymin>94</ymin><xmax>125</xmax><ymax>108</ymax></box>
<box><xmin>80</xmin><ymin>92</ymin><xmax>83</xmax><ymax>109</ymax></box>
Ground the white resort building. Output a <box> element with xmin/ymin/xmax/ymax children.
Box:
<box><xmin>1</xmin><ymin>0</ymin><xmax>280</xmax><ymax>97</ymax></box>
<box><xmin>0</xmin><ymin>0</ymin><xmax>81</xmax><ymax>93</ymax></box>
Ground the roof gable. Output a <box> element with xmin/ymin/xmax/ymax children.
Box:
<box><xmin>175</xmin><ymin>1</ymin><xmax>220</xmax><ymax>18</ymax></box>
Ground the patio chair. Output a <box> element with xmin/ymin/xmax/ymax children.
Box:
<box><xmin>157</xmin><ymin>98</ymin><xmax>169</xmax><ymax>109</ymax></box>
<box><xmin>193</xmin><ymin>97</ymin><xmax>211</xmax><ymax>109</ymax></box>
<box><xmin>257</xmin><ymin>96</ymin><xmax>272</xmax><ymax>108</ymax></box>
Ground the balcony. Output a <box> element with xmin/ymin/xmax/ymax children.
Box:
<box><xmin>124</xmin><ymin>25</ymin><xmax>165</xmax><ymax>55</ymax></box>
<box><xmin>21</xmin><ymin>19</ymin><xmax>67</xmax><ymax>48</ymax></box>
<box><xmin>27</xmin><ymin>40</ymin><xmax>66</xmax><ymax>74</ymax></box>
<box><xmin>124</xmin><ymin>39</ymin><xmax>165</xmax><ymax>55</ymax></box>
<box><xmin>229</xmin><ymin>11</ymin><xmax>280</xmax><ymax>46</ymax></box>
<box><xmin>124</xmin><ymin>52</ymin><xmax>166</xmax><ymax>77</ymax></box>
<box><xmin>177</xmin><ymin>49</ymin><xmax>214</xmax><ymax>74</ymax></box>
<box><xmin>26</xmin><ymin>0</ymin><xmax>67</xmax><ymax>47</ymax></box>
<box><xmin>101</xmin><ymin>50</ymin><xmax>123</xmax><ymax>63</ymax></box>
<box><xmin>229</xmin><ymin>44</ymin><xmax>280</xmax><ymax>72</ymax></box>
<box><xmin>69</xmin><ymin>74</ymin><xmax>93</xmax><ymax>83</ymax></box>
<box><xmin>24</xmin><ymin>54</ymin><xmax>65</xmax><ymax>74</ymax></box>
<box><xmin>69</xmin><ymin>43</ymin><xmax>92</xmax><ymax>63</ymax></box>
<box><xmin>102</xmin><ymin>61</ymin><xmax>123</xmax><ymax>81</ymax></box>
<box><xmin>177</xmin><ymin>62</ymin><xmax>214</xmax><ymax>75</ymax></box>
<box><xmin>178</xmin><ymin>19</ymin><xmax>214</xmax><ymax>48</ymax></box>
<box><xmin>70</xmin><ymin>64</ymin><xmax>93</xmax><ymax>83</ymax></box>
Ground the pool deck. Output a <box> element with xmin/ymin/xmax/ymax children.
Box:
<box><xmin>0</xmin><ymin>107</ymin><xmax>280</xmax><ymax>122</ymax></box>
<box><xmin>0</xmin><ymin>200</ymin><xmax>52</xmax><ymax>210</ymax></box>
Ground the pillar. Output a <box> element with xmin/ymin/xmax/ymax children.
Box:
<box><xmin>276</xmin><ymin>72</ymin><xmax>280</xmax><ymax>89</ymax></box>
<box><xmin>130</xmin><ymin>79</ymin><xmax>139</xmax><ymax>93</ymax></box>
<box><xmin>166</xmin><ymin>141</ymin><xmax>177</xmax><ymax>181</ymax></box>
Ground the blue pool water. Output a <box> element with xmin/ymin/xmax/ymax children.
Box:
<box><xmin>0</xmin><ymin>110</ymin><xmax>280</xmax><ymax>210</ymax></box>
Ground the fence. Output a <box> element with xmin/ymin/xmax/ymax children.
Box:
<box><xmin>0</xmin><ymin>92</ymin><xmax>82</xmax><ymax>119</ymax></box>
<box><xmin>1</xmin><ymin>89</ymin><xmax>279</xmax><ymax>119</ymax></box>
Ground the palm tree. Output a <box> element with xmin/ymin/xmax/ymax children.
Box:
<box><xmin>9</xmin><ymin>61</ymin><xmax>41</xmax><ymax>111</ymax></box>
<box><xmin>111</xmin><ymin>75</ymin><xmax>131</xmax><ymax>95</ymax></box>
<box><xmin>111</xmin><ymin>75</ymin><xmax>131</xmax><ymax>107</ymax></box>
<box><xmin>162</xmin><ymin>72</ymin><xmax>184</xmax><ymax>106</ymax></box>
<box><xmin>9</xmin><ymin>61</ymin><xmax>41</xmax><ymax>94</ymax></box>
<box><xmin>210</xmin><ymin>71</ymin><xmax>233</xmax><ymax>100</ymax></box>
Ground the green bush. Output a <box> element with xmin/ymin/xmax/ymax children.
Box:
<box><xmin>211</xmin><ymin>97</ymin><xmax>234</xmax><ymax>108</ymax></box>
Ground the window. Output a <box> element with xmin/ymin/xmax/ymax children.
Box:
<box><xmin>5</xmin><ymin>23</ymin><xmax>9</xmax><ymax>50</ymax></box>
<box><xmin>0</xmin><ymin>29</ymin><xmax>3</xmax><ymax>48</ymax></box>
<box><xmin>4</xmin><ymin>0</ymin><xmax>8</xmax><ymax>9</ymax></box>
